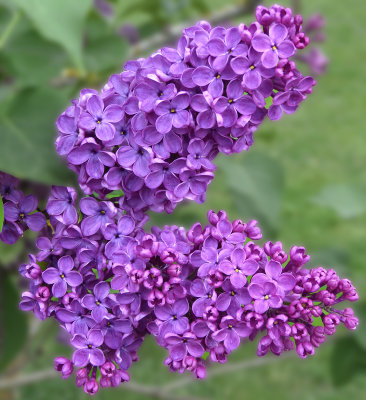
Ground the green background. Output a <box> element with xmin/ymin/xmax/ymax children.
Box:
<box><xmin>0</xmin><ymin>0</ymin><xmax>365</xmax><ymax>399</ymax></box>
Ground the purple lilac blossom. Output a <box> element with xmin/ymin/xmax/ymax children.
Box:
<box><xmin>54</xmin><ymin>4</ymin><xmax>315</xmax><ymax>224</ymax></box>
<box><xmin>9</xmin><ymin>5</ymin><xmax>356</xmax><ymax>396</ymax></box>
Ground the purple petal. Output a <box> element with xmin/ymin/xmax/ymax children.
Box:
<box><xmin>277</xmin><ymin>41</ymin><xmax>296</xmax><ymax>58</ymax></box>
<box><xmin>42</xmin><ymin>268</ymin><xmax>60</xmax><ymax>284</ymax></box>
<box><xmin>87</xmin><ymin>95</ymin><xmax>103</xmax><ymax>117</ymax></box>
<box><xmin>72</xmin><ymin>349</ymin><xmax>89</xmax><ymax>367</ymax></box>
<box><xmin>261</xmin><ymin>50</ymin><xmax>278</xmax><ymax>69</ymax></box>
<box><xmin>53</xmin><ymin>279</ymin><xmax>67</xmax><ymax>298</ymax></box>
<box><xmin>65</xmin><ymin>271</ymin><xmax>83</xmax><ymax>287</ymax></box>
<box><xmin>187</xmin><ymin>340</ymin><xmax>204</xmax><ymax>357</ymax></box>
<box><xmin>192</xmin><ymin>66</ymin><xmax>214</xmax><ymax>86</ymax></box>
<box><xmin>90</xmin><ymin>348</ymin><xmax>105</xmax><ymax>366</ymax></box>
<box><xmin>95</xmin><ymin>123</ymin><xmax>115</xmax><ymax>141</ymax></box>
<box><xmin>26</xmin><ymin>213</ymin><xmax>46</xmax><ymax>231</ymax></box>
<box><xmin>252</xmin><ymin>33</ymin><xmax>271</xmax><ymax>52</ymax></box>
<box><xmin>269</xmin><ymin>23</ymin><xmax>288</xmax><ymax>44</ymax></box>
<box><xmin>248</xmin><ymin>283</ymin><xmax>264</xmax><ymax>299</ymax></box>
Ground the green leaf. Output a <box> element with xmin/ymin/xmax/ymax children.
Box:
<box><xmin>84</xmin><ymin>32</ymin><xmax>128</xmax><ymax>73</ymax></box>
<box><xmin>0</xmin><ymin>273</ymin><xmax>28</xmax><ymax>372</ymax></box>
<box><xmin>218</xmin><ymin>152</ymin><xmax>284</xmax><ymax>236</ymax></box>
<box><xmin>330</xmin><ymin>336</ymin><xmax>366</xmax><ymax>386</ymax></box>
<box><xmin>0</xmin><ymin>240</ymin><xmax>23</xmax><ymax>264</ymax></box>
<box><xmin>12</xmin><ymin>0</ymin><xmax>92</xmax><ymax>72</ymax></box>
<box><xmin>0</xmin><ymin>86</ymin><xmax>74</xmax><ymax>185</ymax></box>
<box><xmin>106</xmin><ymin>190</ymin><xmax>124</xmax><ymax>199</ymax></box>
<box><xmin>0</xmin><ymin>194</ymin><xmax>3</xmax><ymax>233</ymax></box>
<box><xmin>352</xmin><ymin>301</ymin><xmax>366</xmax><ymax>350</ymax></box>
<box><xmin>1</xmin><ymin>30</ymin><xmax>68</xmax><ymax>87</ymax></box>
<box><xmin>312</xmin><ymin>184</ymin><xmax>366</xmax><ymax>218</ymax></box>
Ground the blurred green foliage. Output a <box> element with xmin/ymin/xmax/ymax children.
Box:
<box><xmin>0</xmin><ymin>0</ymin><xmax>365</xmax><ymax>399</ymax></box>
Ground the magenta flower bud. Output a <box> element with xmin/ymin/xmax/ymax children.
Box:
<box><xmin>54</xmin><ymin>357</ymin><xmax>73</xmax><ymax>379</ymax></box>
<box><xmin>195</xmin><ymin>363</ymin><xmax>206</xmax><ymax>379</ymax></box>
<box><xmin>275</xmin><ymin>59</ymin><xmax>296</xmax><ymax>80</ymax></box>
<box><xmin>76</xmin><ymin>368</ymin><xmax>89</xmax><ymax>387</ymax></box>
<box><xmin>244</xmin><ymin>220</ymin><xmax>262</xmax><ymax>240</ymax></box>
<box><xmin>160</xmin><ymin>248</ymin><xmax>178</xmax><ymax>264</ymax></box>
<box><xmin>84</xmin><ymin>379</ymin><xmax>99</xmax><ymax>395</ymax></box>
<box><xmin>310</xmin><ymin>326</ymin><xmax>326</xmax><ymax>347</ymax></box>
<box><xmin>147</xmin><ymin>288</ymin><xmax>165</xmax><ymax>308</ymax></box>
<box><xmin>129</xmin><ymin>269</ymin><xmax>143</xmax><ymax>285</ymax></box>
<box><xmin>187</xmin><ymin>223</ymin><xmax>206</xmax><ymax>244</ymax></box>
<box><xmin>143</xmin><ymin>267</ymin><xmax>163</xmax><ymax>289</ymax></box>
<box><xmin>101</xmin><ymin>361</ymin><xmax>116</xmax><ymax>377</ymax></box>
<box><xmin>166</xmin><ymin>264</ymin><xmax>182</xmax><ymax>277</ymax></box>
<box><xmin>206</xmin><ymin>270</ymin><xmax>224</xmax><ymax>288</ymax></box>
<box><xmin>203</xmin><ymin>306</ymin><xmax>219</xmax><ymax>322</ymax></box>
<box><xmin>183</xmin><ymin>355</ymin><xmax>197</xmax><ymax>371</ymax></box>
<box><xmin>255</xmin><ymin>6</ymin><xmax>274</xmax><ymax>26</ymax></box>
<box><xmin>231</xmin><ymin>219</ymin><xmax>245</xmax><ymax>233</ymax></box>
<box><xmin>294</xmin><ymin>14</ymin><xmax>303</xmax><ymax>28</ymax></box>
<box><xmin>291</xmin><ymin>322</ymin><xmax>308</xmax><ymax>340</ymax></box>
<box><xmin>36</xmin><ymin>286</ymin><xmax>51</xmax><ymax>302</ymax></box>
<box><xmin>294</xmin><ymin>32</ymin><xmax>310</xmax><ymax>49</ymax></box>
<box><xmin>257</xmin><ymin>335</ymin><xmax>272</xmax><ymax>357</ymax></box>
<box><xmin>100</xmin><ymin>376</ymin><xmax>112</xmax><ymax>388</ymax></box>
<box><xmin>62</xmin><ymin>292</ymin><xmax>78</xmax><ymax>307</ymax></box>
<box><xmin>296</xmin><ymin>341</ymin><xmax>314</xmax><ymax>358</ymax></box>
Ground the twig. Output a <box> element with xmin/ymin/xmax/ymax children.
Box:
<box><xmin>161</xmin><ymin>354</ymin><xmax>293</xmax><ymax>393</ymax></box>
<box><xmin>0</xmin><ymin>11</ymin><xmax>21</xmax><ymax>50</ymax></box>
<box><xmin>129</xmin><ymin>1</ymin><xmax>259</xmax><ymax>58</ymax></box>
<box><xmin>0</xmin><ymin>369</ymin><xmax>206</xmax><ymax>400</ymax></box>
<box><xmin>0</xmin><ymin>369</ymin><xmax>57</xmax><ymax>390</ymax></box>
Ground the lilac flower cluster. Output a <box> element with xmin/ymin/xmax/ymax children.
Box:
<box><xmin>2</xmin><ymin>5</ymin><xmax>357</xmax><ymax>396</ymax></box>
<box><xmin>56</xmin><ymin>4</ymin><xmax>315</xmax><ymax>222</ymax></box>
<box><xmin>17</xmin><ymin>184</ymin><xmax>358</xmax><ymax>394</ymax></box>
<box><xmin>0</xmin><ymin>171</ymin><xmax>46</xmax><ymax>244</ymax></box>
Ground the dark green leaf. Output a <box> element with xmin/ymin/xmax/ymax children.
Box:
<box><xmin>1</xmin><ymin>30</ymin><xmax>68</xmax><ymax>87</ymax></box>
<box><xmin>312</xmin><ymin>184</ymin><xmax>366</xmax><ymax>218</ymax></box>
<box><xmin>0</xmin><ymin>273</ymin><xmax>28</xmax><ymax>371</ymax></box>
<box><xmin>12</xmin><ymin>0</ymin><xmax>92</xmax><ymax>72</ymax></box>
<box><xmin>0</xmin><ymin>86</ymin><xmax>74</xmax><ymax>185</ymax></box>
<box><xmin>218</xmin><ymin>152</ymin><xmax>284</xmax><ymax>236</ymax></box>
<box><xmin>352</xmin><ymin>301</ymin><xmax>366</xmax><ymax>350</ymax></box>
<box><xmin>84</xmin><ymin>33</ymin><xmax>128</xmax><ymax>73</ymax></box>
<box><xmin>330</xmin><ymin>336</ymin><xmax>366</xmax><ymax>386</ymax></box>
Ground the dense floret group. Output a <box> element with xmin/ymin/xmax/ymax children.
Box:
<box><xmin>17</xmin><ymin>192</ymin><xmax>358</xmax><ymax>394</ymax></box>
<box><xmin>56</xmin><ymin>4</ymin><xmax>315</xmax><ymax>222</ymax></box>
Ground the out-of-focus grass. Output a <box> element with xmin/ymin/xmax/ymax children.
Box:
<box><xmin>13</xmin><ymin>0</ymin><xmax>366</xmax><ymax>399</ymax></box>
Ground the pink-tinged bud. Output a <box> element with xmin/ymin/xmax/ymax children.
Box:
<box><xmin>296</xmin><ymin>341</ymin><xmax>314</xmax><ymax>358</ymax></box>
<box><xmin>244</xmin><ymin>220</ymin><xmax>262</xmax><ymax>240</ymax></box>
<box><xmin>232</xmin><ymin>219</ymin><xmax>245</xmax><ymax>233</ymax></box>
<box><xmin>62</xmin><ymin>292</ymin><xmax>78</xmax><ymax>307</ymax></box>
<box><xmin>187</xmin><ymin>222</ymin><xmax>205</xmax><ymax>244</ymax></box>
<box><xmin>160</xmin><ymin>248</ymin><xmax>178</xmax><ymax>264</ymax></box>
<box><xmin>294</xmin><ymin>32</ymin><xmax>310</xmax><ymax>49</ymax></box>
<box><xmin>203</xmin><ymin>306</ymin><xmax>219</xmax><ymax>322</ymax></box>
<box><xmin>195</xmin><ymin>363</ymin><xmax>207</xmax><ymax>379</ymax></box>
<box><xmin>100</xmin><ymin>361</ymin><xmax>116</xmax><ymax>377</ymax></box>
<box><xmin>206</xmin><ymin>270</ymin><xmax>224</xmax><ymax>288</ymax></box>
<box><xmin>147</xmin><ymin>288</ymin><xmax>165</xmax><ymax>308</ymax></box>
<box><xmin>36</xmin><ymin>286</ymin><xmax>51</xmax><ymax>302</ymax></box>
<box><xmin>294</xmin><ymin>14</ymin><xmax>303</xmax><ymax>27</ymax></box>
<box><xmin>54</xmin><ymin>357</ymin><xmax>73</xmax><ymax>379</ymax></box>
<box><xmin>84</xmin><ymin>379</ymin><xmax>99</xmax><ymax>395</ymax></box>
<box><xmin>167</xmin><ymin>264</ymin><xmax>182</xmax><ymax>277</ymax></box>
<box><xmin>76</xmin><ymin>368</ymin><xmax>89</xmax><ymax>387</ymax></box>
<box><xmin>255</xmin><ymin>6</ymin><xmax>274</xmax><ymax>26</ymax></box>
